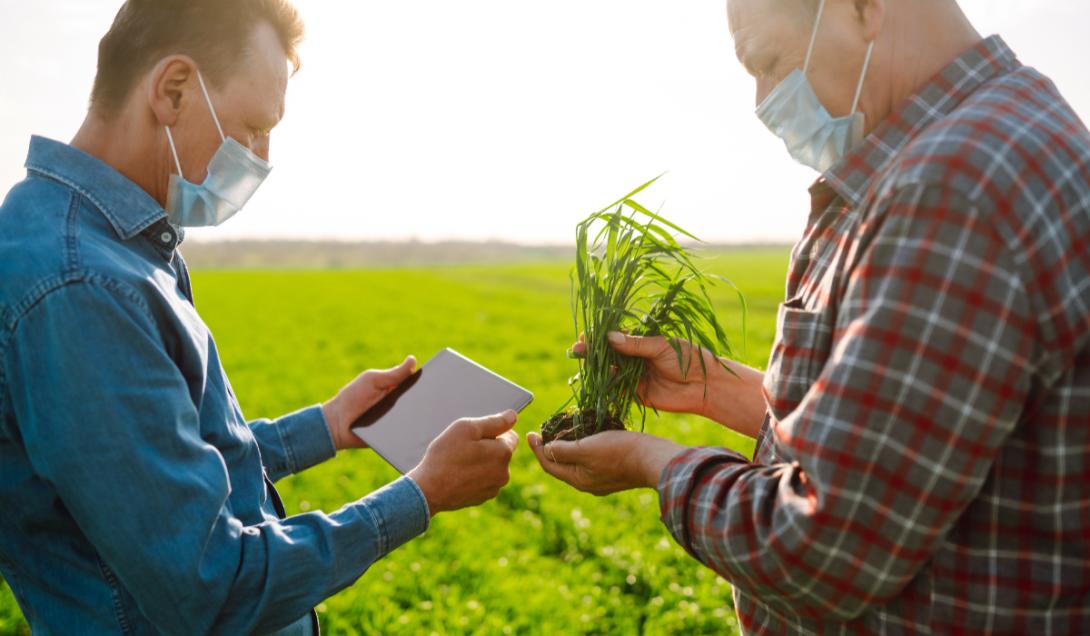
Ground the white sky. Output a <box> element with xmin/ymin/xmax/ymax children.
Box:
<box><xmin>1</xmin><ymin>1</ymin><xmax>1087</xmax><ymax>244</ymax></box>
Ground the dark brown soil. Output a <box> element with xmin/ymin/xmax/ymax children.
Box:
<box><xmin>540</xmin><ymin>409</ymin><xmax>626</xmax><ymax>443</ymax></box>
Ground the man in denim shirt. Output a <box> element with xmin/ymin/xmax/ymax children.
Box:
<box><xmin>0</xmin><ymin>1</ymin><xmax>521</xmax><ymax>634</ymax></box>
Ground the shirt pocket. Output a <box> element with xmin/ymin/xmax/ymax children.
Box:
<box><xmin>762</xmin><ymin>300</ymin><xmax>834</xmax><ymax>425</ymax></box>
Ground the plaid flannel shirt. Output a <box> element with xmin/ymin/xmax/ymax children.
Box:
<box><xmin>658</xmin><ymin>37</ymin><xmax>1090</xmax><ymax>635</ymax></box>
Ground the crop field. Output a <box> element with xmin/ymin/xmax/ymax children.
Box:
<box><xmin>0</xmin><ymin>248</ymin><xmax>789</xmax><ymax>635</ymax></box>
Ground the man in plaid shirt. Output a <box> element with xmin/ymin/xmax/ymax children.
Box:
<box><xmin>530</xmin><ymin>0</ymin><xmax>1090</xmax><ymax>633</ymax></box>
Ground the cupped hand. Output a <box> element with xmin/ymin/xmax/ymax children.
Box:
<box><xmin>322</xmin><ymin>356</ymin><xmax>418</xmax><ymax>451</ymax></box>
<box><xmin>527</xmin><ymin>430</ymin><xmax>686</xmax><ymax>496</ymax></box>
<box><xmin>409</xmin><ymin>411</ymin><xmax>520</xmax><ymax>514</ymax></box>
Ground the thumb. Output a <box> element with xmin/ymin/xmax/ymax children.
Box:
<box><xmin>375</xmin><ymin>355</ymin><xmax>417</xmax><ymax>390</ymax></box>
<box><xmin>469</xmin><ymin>410</ymin><xmax>518</xmax><ymax>439</ymax></box>
<box><xmin>542</xmin><ymin>439</ymin><xmax>583</xmax><ymax>465</ymax></box>
<box><xmin>607</xmin><ymin>332</ymin><xmax>667</xmax><ymax>359</ymax></box>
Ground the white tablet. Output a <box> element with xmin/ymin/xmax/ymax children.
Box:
<box><xmin>350</xmin><ymin>348</ymin><xmax>534</xmax><ymax>474</ymax></box>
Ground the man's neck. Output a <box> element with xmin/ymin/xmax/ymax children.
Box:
<box><xmin>71</xmin><ymin>110</ymin><xmax>167</xmax><ymax>207</ymax></box>
<box><xmin>874</xmin><ymin>2</ymin><xmax>983</xmax><ymax>130</ymax></box>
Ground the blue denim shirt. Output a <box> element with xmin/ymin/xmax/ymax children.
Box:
<box><xmin>0</xmin><ymin>137</ymin><xmax>430</xmax><ymax>635</ymax></box>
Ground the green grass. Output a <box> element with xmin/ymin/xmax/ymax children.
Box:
<box><xmin>0</xmin><ymin>249</ymin><xmax>788</xmax><ymax>635</ymax></box>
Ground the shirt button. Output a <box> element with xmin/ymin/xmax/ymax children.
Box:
<box><xmin>160</xmin><ymin>232</ymin><xmax>173</xmax><ymax>243</ymax></box>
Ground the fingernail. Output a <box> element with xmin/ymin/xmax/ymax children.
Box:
<box><xmin>504</xmin><ymin>410</ymin><xmax>517</xmax><ymax>423</ymax></box>
<box><xmin>608</xmin><ymin>331</ymin><xmax>625</xmax><ymax>344</ymax></box>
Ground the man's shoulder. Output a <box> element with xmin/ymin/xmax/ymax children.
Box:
<box><xmin>0</xmin><ymin>176</ymin><xmax>74</xmax><ymax>316</ymax></box>
<box><xmin>884</xmin><ymin>66</ymin><xmax>1090</xmax><ymax>208</ymax></box>
<box><xmin>870</xmin><ymin>65</ymin><xmax>1090</xmax><ymax>268</ymax></box>
<box><xmin>0</xmin><ymin>174</ymin><xmax>175</xmax><ymax>332</ymax></box>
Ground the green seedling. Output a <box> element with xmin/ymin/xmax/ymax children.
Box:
<box><xmin>541</xmin><ymin>177</ymin><xmax>745</xmax><ymax>443</ymax></box>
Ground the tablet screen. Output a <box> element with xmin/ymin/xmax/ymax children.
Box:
<box><xmin>350</xmin><ymin>349</ymin><xmax>534</xmax><ymax>473</ymax></box>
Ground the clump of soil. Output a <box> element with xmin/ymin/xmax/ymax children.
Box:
<box><xmin>540</xmin><ymin>409</ymin><xmax>626</xmax><ymax>443</ymax></box>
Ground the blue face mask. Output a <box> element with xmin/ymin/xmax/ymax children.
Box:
<box><xmin>755</xmin><ymin>0</ymin><xmax>875</xmax><ymax>173</ymax></box>
<box><xmin>163</xmin><ymin>71</ymin><xmax>272</xmax><ymax>227</ymax></box>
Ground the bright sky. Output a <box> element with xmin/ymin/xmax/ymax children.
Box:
<box><xmin>1</xmin><ymin>1</ymin><xmax>1087</xmax><ymax>244</ymax></box>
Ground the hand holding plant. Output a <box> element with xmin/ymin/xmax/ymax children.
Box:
<box><xmin>571</xmin><ymin>331</ymin><xmax>733</xmax><ymax>417</ymax></box>
<box><xmin>539</xmin><ymin>178</ymin><xmax>745</xmax><ymax>444</ymax></box>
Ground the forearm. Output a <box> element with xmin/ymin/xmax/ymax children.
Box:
<box><xmin>657</xmin><ymin>447</ymin><xmax>895</xmax><ymax>620</ymax></box>
<box><xmin>210</xmin><ymin>477</ymin><xmax>429</xmax><ymax>634</ymax></box>
<box><xmin>699</xmin><ymin>359</ymin><xmax>766</xmax><ymax>438</ymax></box>
<box><xmin>249</xmin><ymin>405</ymin><xmax>337</xmax><ymax>481</ymax></box>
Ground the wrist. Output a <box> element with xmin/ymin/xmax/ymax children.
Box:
<box><xmin>694</xmin><ymin>358</ymin><xmax>734</xmax><ymax>420</ymax></box>
<box><xmin>636</xmin><ymin>436</ymin><xmax>687</xmax><ymax>489</ymax></box>
<box><xmin>407</xmin><ymin>466</ymin><xmax>443</xmax><ymax>516</ymax></box>
<box><xmin>321</xmin><ymin>400</ymin><xmax>344</xmax><ymax>451</ymax></box>
<box><xmin>701</xmin><ymin>359</ymin><xmax>766</xmax><ymax>436</ymax></box>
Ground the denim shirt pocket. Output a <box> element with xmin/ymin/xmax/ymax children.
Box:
<box><xmin>762</xmin><ymin>300</ymin><xmax>834</xmax><ymax>428</ymax></box>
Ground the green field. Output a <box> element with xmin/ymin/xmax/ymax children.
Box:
<box><xmin>0</xmin><ymin>249</ymin><xmax>789</xmax><ymax>635</ymax></box>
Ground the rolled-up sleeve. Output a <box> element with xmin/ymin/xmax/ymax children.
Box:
<box><xmin>249</xmin><ymin>405</ymin><xmax>337</xmax><ymax>482</ymax></box>
<box><xmin>657</xmin><ymin>185</ymin><xmax>1035</xmax><ymax>620</ymax></box>
<box><xmin>7</xmin><ymin>277</ymin><xmax>429</xmax><ymax>635</ymax></box>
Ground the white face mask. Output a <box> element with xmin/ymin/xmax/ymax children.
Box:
<box><xmin>755</xmin><ymin>0</ymin><xmax>876</xmax><ymax>173</ymax></box>
<box><xmin>163</xmin><ymin>71</ymin><xmax>272</xmax><ymax>227</ymax></box>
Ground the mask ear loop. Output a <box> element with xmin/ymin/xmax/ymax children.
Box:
<box><xmin>164</xmin><ymin>127</ymin><xmax>185</xmax><ymax>179</ymax></box>
<box><xmin>195</xmin><ymin>71</ymin><xmax>226</xmax><ymax>143</ymax></box>
<box><xmin>850</xmin><ymin>41</ymin><xmax>876</xmax><ymax>115</ymax></box>
<box><xmin>803</xmin><ymin>0</ymin><xmax>827</xmax><ymax>75</ymax></box>
<box><xmin>163</xmin><ymin>69</ymin><xmax>225</xmax><ymax>181</ymax></box>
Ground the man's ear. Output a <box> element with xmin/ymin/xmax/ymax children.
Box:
<box><xmin>854</xmin><ymin>0</ymin><xmax>884</xmax><ymax>43</ymax></box>
<box><xmin>146</xmin><ymin>56</ymin><xmax>198</xmax><ymax>128</ymax></box>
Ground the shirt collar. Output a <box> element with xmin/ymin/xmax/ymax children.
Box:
<box><xmin>819</xmin><ymin>35</ymin><xmax>1021</xmax><ymax>208</ymax></box>
<box><xmin>24</xmin><ymin>136</ymin><xmax>168</xmax><ymax>240</ymax></box>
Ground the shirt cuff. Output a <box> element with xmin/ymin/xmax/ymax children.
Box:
<box><xmin>275</xmin><ymin>405</ymin><xmax>337</xmax><ymax>475</ymax></box>
<box><xmin>657</xmin><ymin>446</ymin><xmax>749</xmax><ymax>552</ymax></box>
<box><xmin>354</xmin><ymin>475</ymin><xmax>431</xmax><ymax>558</ymax></box>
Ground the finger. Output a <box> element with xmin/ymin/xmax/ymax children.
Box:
<box><xmin>496</xmin><ymin>429</ymin><xmax>519</xmax><ymax>453</ymax></box>
<box><xmin>542</xmin><ymin>439</ymin><xmax>584</xmax><ymax>465</ymax></box>
<box><xmin>467</xmin><ymin>410</ymin><xmax>518</xmax><ymax>439</ymax></box>
<box><xmin>374</xmin><ymin>356</ymin><xmax>417</xmax><ymax>390</ymax></box>
<box><xmin>529</xmin><ymin>434</ymin><xmax>582</xmax><ymax>480</ymax></box>
<box><xmin>567</xmin><ymin>341</ymin><xmax>587</xmax><ymax>359</ymax></box>
<box><xmin>607</xmin><ymin>332</ymin><xmax>668</xmax><ymax>359</ymax></box>
<box><xmin>528</xmin><ymin>432</ymin><xmax>556</xmax><ymax>463</ymax></box>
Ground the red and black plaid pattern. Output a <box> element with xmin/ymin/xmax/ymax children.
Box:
<box><xmin>659</xmin><ymin>36</ymin><xmax>1090</xmax><ymax>634</ymax></box>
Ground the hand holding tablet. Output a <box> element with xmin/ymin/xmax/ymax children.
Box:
<box><xmin>351</xmin><ymin>349</ymin><xmax>533</xmax><ymax>473</ymax></box>
<box><xmin>350</xmin><ymin>349</ymin><xmax>534</xmax><ymax>514</ymax></box>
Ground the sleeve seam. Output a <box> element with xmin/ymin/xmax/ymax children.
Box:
<box><xmin>275</xmin><ymin>419</ymin><xmax>298</xmax><ymax>476</ymax></box>
<box><xmin>361</xmin><ymin>499</ymin><xmax>388</xmax><ymax>556</ymax></box>
<box><xmin>8</xmin><ymin>271</ymin><xmax>157</xmax><ymax>336</ymax></box>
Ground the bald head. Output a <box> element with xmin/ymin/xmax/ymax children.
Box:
<box><xmin>727</xmin><ymin>0</ymin><xmax>981</xmax><ymax>135</ymax></box>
